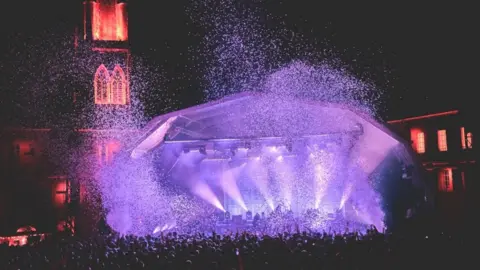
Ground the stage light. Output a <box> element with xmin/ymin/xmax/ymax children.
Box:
<box><xmin>199</xmin><ymin>147</ymin><xmax>207</xmax><ymax>155</ymax></box>
<box><xmin>268</xmin><ymin>146</ymin><xmax>278</xmax><ymax>152</ymax></box>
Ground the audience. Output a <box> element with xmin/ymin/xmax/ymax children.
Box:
<box><xmin>0</xmin><ymin>225</ymin><xmax>472</xmax><ymax>270</ymax></box>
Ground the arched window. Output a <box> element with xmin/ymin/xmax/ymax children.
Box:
<box><xmin>110</xmin><ymin>65</ymin><xmax>127</xmax><ymax>105</ymax></box>
<box><xmin>94</xmin><ymin>64</ymin><xmax>111</xmax><ymax>104</ymax></box>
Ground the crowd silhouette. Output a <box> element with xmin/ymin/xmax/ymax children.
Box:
<box><xmin>0</xmin><ymin>224</ymin><xmax>472</xmax><ymax>270</ymax></box>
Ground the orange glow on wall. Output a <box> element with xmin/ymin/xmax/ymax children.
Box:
<box><xmin>410</xmin><ymin>128</ymin><xmax>426</xmax><ymax>154</ymax></box>
<box><xmin>437</xmin><ymin>130</ymin><xmax>448</xmax><ymax>152</ymax></box>
<box><xmin>438</xmin><ymin>168</ymin><xmax>453</xmax><ymax>192</ymax></box>
<box><xmin>94</xmin><ymin>64</ymin><xmax>128</xmax><ymax>105</ymax></box>
<box><xmin>388</xmin><ymin>110</ymin><xmax>459</xmax><ymax>124</ymax></box>
<box><xmin>91</xmin><ymin>1</ymin><xmax>128</xmax><ymax>41</ymax></box>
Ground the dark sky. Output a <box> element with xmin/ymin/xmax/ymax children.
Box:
<box><xmin>0</xmin><ymin>1</ymin><xmax>476</xmax><ymax>122</ymax></box>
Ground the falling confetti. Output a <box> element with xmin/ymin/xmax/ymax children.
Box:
<box><xmin>98</xmin><ymin>0</ymin><xmax>393</xmax><ymax>236</ymax></box>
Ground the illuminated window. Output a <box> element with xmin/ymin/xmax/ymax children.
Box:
<box><xmin>91</xmin><ymin>1</ymin><xmax>128</xmax><ymax>41</ymax></box>
<box><xmin>96</xmin><ymin>141</ymin><xmax>121</xmax><ymax>165</ymax></box>
<box><xmin>438</xmin><ymin>168</ymin><xmax>453</xmax><ymax>192</ymax></box>
<box><xmin>437</xmin><ymin>130</ymin><xmax>448</xmax><ymax>152</ymax></box>
<box><xmin>416</xmin><ymin>132</ymin><xmax>425</xmax><ymax>153</ymax></box>
<box><xmin>110</xmin><ymin>65</ymin><xmax>127</xmax><ymax>105</ymax></box>
<box><xmin>94</xmin><ymin>64</ymin><xmax>128</xmax><ymax>105</ymax></box>
<box><xmin>94</xmin><ymin>64</ymin><xmax>110</xmax><ymax>104</ymax></box>
<box><xmin>13</xmin><ymin>141</ymin><xmax>36</xmax><ymax>164</ymax></box>
<box><xmin>467</xmin><ymin>132</ymin><xmax>473</xmax><ymax>149</ymax></box>
<box><xmin>51</xmin><ymin>176</ymin><xmax>70</xmax><ymax>206</ymax></box>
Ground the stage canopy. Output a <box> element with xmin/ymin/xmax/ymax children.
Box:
<box><xmin>129</xmin><ymin>92</ymin><xmax>425</xmax><ymax>188</ymax></box>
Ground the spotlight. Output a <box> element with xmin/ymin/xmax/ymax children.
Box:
<box><xmin>199</xmin><ymin>147</ymin><xmax>207</xmax><ymax>155</ymax></box>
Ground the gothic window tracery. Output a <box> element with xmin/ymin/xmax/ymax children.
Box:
<box><xmin>94</xmin><ymin>64</ymin><xmax>128</xmax><ymax>105</ymax></box>
<box><xmin>94</xmin><ymin>64</ymin><xmax>111</xmax><ymax>104</ymax></box>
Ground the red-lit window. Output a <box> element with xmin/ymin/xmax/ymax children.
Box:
<box><xmin>110</xmin><ymin>65</ymin><xmax>127</xmax><ymax>105</ymax></box>
<box><xmin>467</xmin><ymin>132</ymin><xmax>473</xmax><ymax>149</ymax></box>
<box><xmin>50</xmin><ymin>176</ymin><xmax>70</xmax><ymax>206</ymax></box>
<box><xmin>438</xmin><ymin>168</ymin><xmax>453</xmax><ymax>192</ymax></box>
<box><xmin>410</xmin><ymin>128</ymin><xmax>426</xmax><ymax>154</ymax></box>
<box><xmin>97</xmin><ymin>141</ymin><xmax>121</xmax><ymax>165</ymax></box>
<box><xmin>416</xmin><ymin>132</ymin><xmax>425</xmax><ymax>153</ymax></box>
<box><xmin>91</xmin><ymin>1</ymin><xmax>128</xmax><ymax>41</ymax></box>
<box><xmin>94</xmin><ymin>64</ymin><xmax>128</xmax><ymax>105</ymax></box>
<box><xmin>13</xmin><ymin>140</ymin><xmax>36</xmax><ymax>164</ymax></box>
<box><xmin>437</xmin><ymin>130</ymin><xmax>448</xmax><ymax>152</ymax></box>
<box><xmin>94</xmin><ymin>64</ymin><xmax>110</xmax><ymax>104</ymax></box>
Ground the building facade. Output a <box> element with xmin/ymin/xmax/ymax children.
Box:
<box><xmin>0</xmin><ymin>0</ymin><xmax>134</xmax><ymax>241</ymax></box>
<box><xmin>388</xmin><ymin>110</ymin><xmax>477</xmax><ymax>220</ymax></box>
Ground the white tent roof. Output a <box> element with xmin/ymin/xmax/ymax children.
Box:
<box><xmin>130</xmin><ymin>92</ymin><xmax>418</xmax><ymax>174</ymax></box>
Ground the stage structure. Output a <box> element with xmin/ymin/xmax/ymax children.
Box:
<box><xmin>127</xmin><ymin>92</ymin><xmax>429</xmax><ymax>229</ymax></box>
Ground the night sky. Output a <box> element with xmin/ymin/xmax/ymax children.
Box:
<box><xmin>0</xmin><ymin>1</ymin><xmax>475</xmax><ymax>125</ymax></box>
